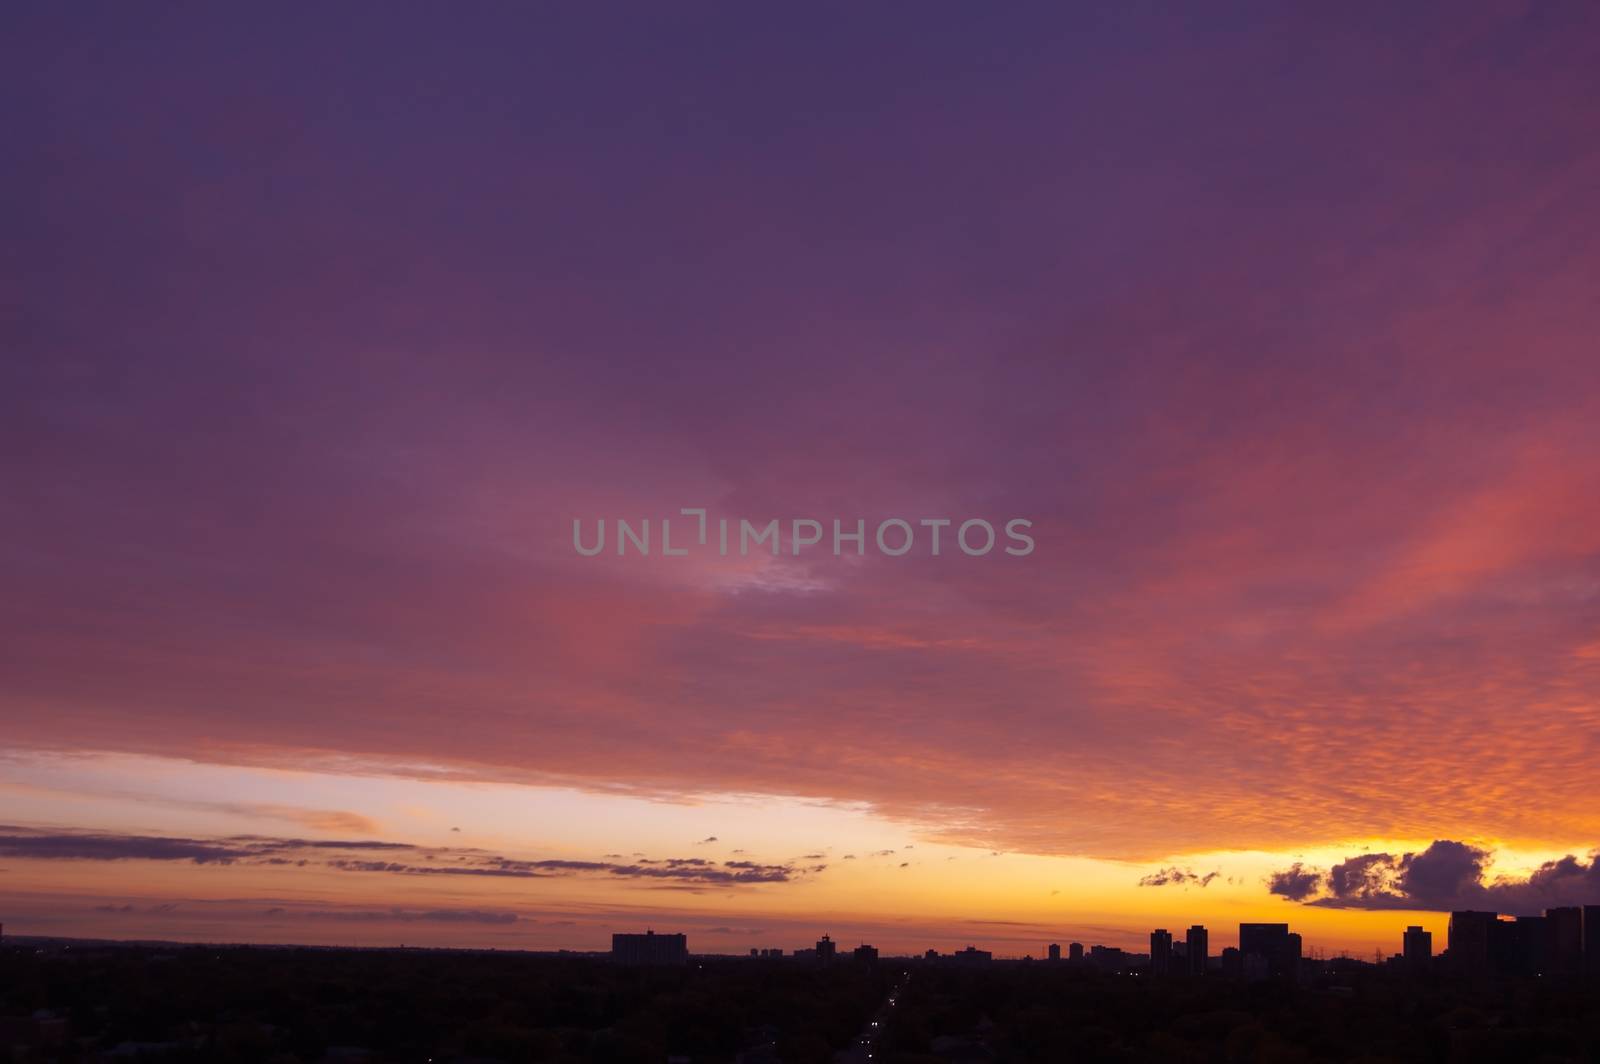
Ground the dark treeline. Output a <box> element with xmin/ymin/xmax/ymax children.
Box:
<box><xmin>0</xmin><ymin>943</ymin><xmax>883</xmax><ymax>1062</ymax></box>
<box><xmin>883</xmin><ymin>961</ymin><xmax>1600</xmax><ymax>1062</ymax></box>
<box><xmin>6</xmin><ymin>942</ymin><xmax>1600</xmax><ymax>1061</ymax></box>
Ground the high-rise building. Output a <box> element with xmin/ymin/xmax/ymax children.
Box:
<box><xmin>1238</xmin><ymin>923</ymin><xmax>1299</xmax><ymax>978</ymax></box>
<box><xmin>1088</xmin><ymin>945</ymin><xmax>1131</xmax><ymax>972</ymax></box>
<box><xmin>1585</xmin><ymin>906</ymin><xmax>1600</xmax><ymax>975</ymax></box>
<box><xmin>1069</xmin><ymin>942</ymin><xmax>1084</xmax><ymax>962</ymax></box>
<box><xmin>611</xmin><ymin>930</ymin><xmax>688</xmax><ymax>966</ymax></box>
<box><xmin>1149</xmin><ymin>929</ymin><xmax>1173</xmax><ymax>975</ymax></box>
<box><xmin>1448</xmin><ymin>911</ymin><xmax>1497</xmax><ymax>976</ymax></box>
<box><xmin>1546</xmin><ymin>906</ymin><xmax>1582</xmax><ymax>976</ymax></box>
<box><xmin>1047</xmin><ymin>943</ymin><xmax>1061</xmax><ymax>962</ymax></box>
<box><xmin>1186</xmin><ymin>925</ymin><xmax>1208</xmax><ymax>976</ymax></box>
<box><xmin>853</xmin><ymin>943</ymin><xmax>878</xmax><ymax>964</ymax></box>
<box><xmin>1495</xmin><ymin>915</ymin><xmax>1548</xmax><ymax>977</ymax></box>
<box><xmin>816</xmin><ymin>934</ymin><xmax>837</xmax><ymax>962</ymax></box>
<box><xmin>1402</xmin><ymin>926</ymin><xmax>1432</xmax><ymax>971</ymax></box>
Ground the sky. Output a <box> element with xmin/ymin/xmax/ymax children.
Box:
<box><xmin>4</xmin><ymin>1</ymin><xmax>1600</xmax><ymax>958</ymax></box>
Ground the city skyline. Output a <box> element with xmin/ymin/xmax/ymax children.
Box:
<box><xmin>7</xmin><ymin>3</ymin><xmax>1600</xmax><ymax>960</ymax></box>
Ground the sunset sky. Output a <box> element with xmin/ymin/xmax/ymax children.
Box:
<box><xmin>5</xmin><ymin>2</ymin><xmax>1600</xmax><ymax>959</ymax></box>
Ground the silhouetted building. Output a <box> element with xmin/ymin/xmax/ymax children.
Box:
<box><xmin>815</xmin><ymin>935</ymin><xmax>837</xmax><ymax>963</ymax></box>
<box><xmin>611</xmin><ymin>931</ymin><xmax>687</xmax><ymax>966</ymax></box>
<box><xmin>1402</xmin><ymin>926</ymin><xmax>1432</xmax><ymax>972</ymax></box>
<box><xmin>1220</xmin><ymin>946</ymin><xmax>1242</xmax><ymax>978</ymax></box>
<box><xmin>1239</xmin><ymin>923</ymin><xmax>1299</xmax><ymax>978</ymax></box>
<box><xmin>1492</xmin><ymin>916</ymin><xmax>1547</xmax><ymax>977</ymax></box>
<box><xmin>924</xmin><ymin>949</ymin><xmax>939</xmax><ymax>962</ymax></box>
<box><xmin>1047</xmin><ymin>943</ymin><xmax>1061</xmax><ymax>962</ymax></box>
<box><xmin>1520</xmin><ymin>915</ymin><xmax>1550</xmax><ymax>976</ymax></box>
<box><xmin>1069</xmin><ymin>942</ymin><xmax>1084</xmax><ymax>962</ymax></box>
<box><xmin>853</xmin><ymin>944</ymin><xmax>878</xmax><ymax>964</ymax></box>
<box><xmin>950</xmin><ymin>946</ymin><xmax>992</xmax><ymax>967</ymax></box>
<box><xmin>1149</xmin><ymin>929</ymin><xmax>1173</xmax><ymax>975</ymax></box>
<box><xmin>1089</xmin><ymin>945</ymin><xmax>1131</xmax><ymax>972</ymax></box>
<box><xmin>1586</xmin><ymin>906</ymin><xmax>1600</xmax><ymax>975</ymax></box>
<box><xmin>1546</xmin><ymin>906</ymin><xmax>1582</xmax><ymax>976</ymax></box>
<box><xmin>1186</xmin><ymin>926</ymin><xmax>1208</xmax><ymax>976</ymax></box>
<box><xmin>1448</xmin><ymin>911</ymin><xmax>1496</xmax><ymax>976</ymax></box>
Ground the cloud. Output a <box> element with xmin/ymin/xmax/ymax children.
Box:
<box><xmin>0</xmin><ymin>826</ymin><xmax>819</xmax><ymax>888</ymax></box>
<box><xmin>1266</xmin><ymin>862</ymin><xmax>1323</xmax><ymax>902</ymax></box>
<box><xmin>1137</xmin><ymin>867</ymin><xmax>1220</xmax><ymax>888</ymax></box>
<box><xmin>94</xmin><ymin>902</ymin><xmax>178</xmax><ymax>914</ymax></box>
<box><xmin>0</xmin><ymin>829</ymin><xmax>360</xmax><ymax>865</ymax></box>
<box><xmin>1266</xmin><ymin>841</ymin><xmax>1600</xmax><ymax>911</ymax></box>
<box><xmin>299</xmin><ymin>908</ymin><xmax>518</xmax><ymax>925</ymax></box>
<box><xmin>7</xmin><ymin>4</ymin><xmax>1600</xmax><ymax>867</ymax></box>
<box><xmin>219</xmin><ymin>804</ymin><xmax>380</xmax><ymax>835</ymax></box>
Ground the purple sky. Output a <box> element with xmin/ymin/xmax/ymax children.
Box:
<box><xmin>5</xmin><ymin>3</ymin><xmax>1600</xmax><ymax>948</ymax></box>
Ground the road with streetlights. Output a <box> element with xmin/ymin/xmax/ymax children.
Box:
<box><xmin>833</xmin><ymin>969</ymin><xmax>910</xmax><ymax>1062</ymax></box>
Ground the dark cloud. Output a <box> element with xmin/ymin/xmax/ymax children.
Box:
<box><xmin>1266</xmin><ymin>862</ymin><xmax>1323</xmax><ymax>902</ymax></box>
<box><xmin>1267</xmin><ymin>841</ymin><xmax>1600</xmax><ymax>911</ymax></box>
<box><xmin>0</xmin><ymin>828</ymin><xmax>417</xmax><ymax>866</ymax></box>
<box><xmin>94</xmin><ymin>902</ymin><xmax>178</xmax><ymax>914</ymax></box>
<box><xmin>1</xmin><ymin>830</ymin><xmax>259</xmax><ymax>864</ymax></box>
<box><xmin>607</xmin><ymin>861</ymin><xmax>796</xmax><ymax>884</ymax></box>
<box><xmin>0</xmin><ymin>826</ymin><xmax>819</xmax><ymax>889</ymax></box>
<box><xmin>326</xmin><ymin>859</ymin><xmax>551</xmax><ymax>878</ymax></box>
<box><xmin>1138</xmin><ymin>866</ymin><xmax>1220</xmax><ymax>888</ymax></box>
<box><xmin>300</xmin><ymin>908</ymin><xmax>518</xmax><ymax>925</ymax></box>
